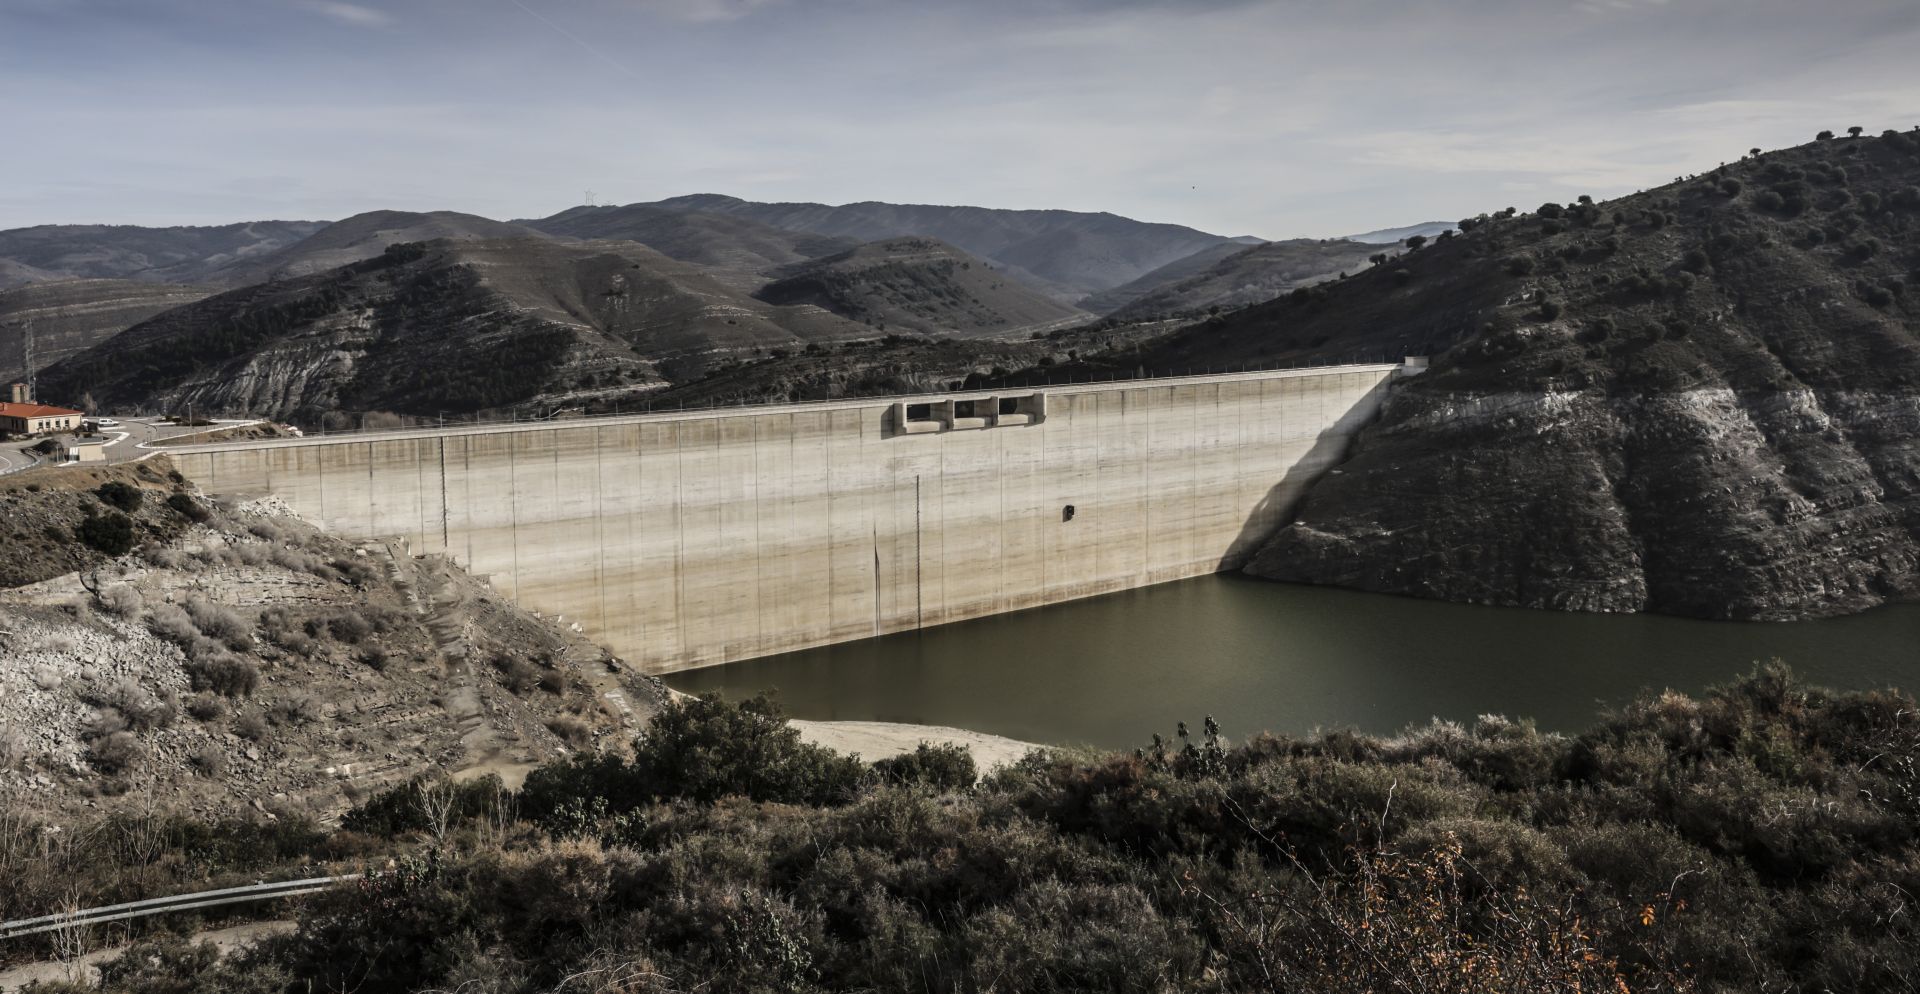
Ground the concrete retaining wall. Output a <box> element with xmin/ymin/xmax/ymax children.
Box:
<box><xmin>169</xmin><ymin>366</ymin><xmax>1399</xmax><ymax>674</ymax></box>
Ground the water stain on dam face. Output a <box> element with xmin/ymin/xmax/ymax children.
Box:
<box><xmin>167</xmin><ymin>365</ymin><xmax>1405</xmax><ymax>674</ymax></box>
<box><xmin>665</xmin><ymin>573</ymin><xmax>1920</xmax><ymax>750</ymax></box>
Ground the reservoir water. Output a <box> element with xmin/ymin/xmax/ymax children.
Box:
<box><xmin>664</xmin><ymin>575</ymin><xmax>1920</xmax><ymax>750</ymax></box>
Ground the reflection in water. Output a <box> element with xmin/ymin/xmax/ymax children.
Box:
<box><xmin>665</xmin><ymin>574</ymin><xmax>1920</xmax><ymax>750</ymax></box>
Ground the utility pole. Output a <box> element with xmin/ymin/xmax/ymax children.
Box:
<box><xmin>19</xmin><ymin>318</ymin><xmax>34</xmax><ymax>402</ymax></box>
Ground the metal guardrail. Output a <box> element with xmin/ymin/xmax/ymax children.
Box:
<box><xmin>0</xmin><ymin>874</ymin><xmax>361</xmax><ymax>941</ymax></box>
<box><xmin>165</xmin><ymin>352</ymin><xmax>1410</xmax><ymax>445</ymax></box>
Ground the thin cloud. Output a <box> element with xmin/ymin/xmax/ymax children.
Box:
<box><xmin>297</xmin><ymin>1</ymin><xmax>391</xmax><ymax>27</ymax></box>
<box><xmin>630</xmin><ymin>0</ymin><xmax>784</xmax><ymax>23</ymax></box>
<box><xmin>505</xmin><ymin>0</ymin><xmax>642</xmax><ymax>77</ymax></box>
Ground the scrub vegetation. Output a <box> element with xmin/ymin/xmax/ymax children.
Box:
<box><xmin>5</xmin><ymin>664</ymin><xmax>1916</xmax><ymax>993</ymax></box>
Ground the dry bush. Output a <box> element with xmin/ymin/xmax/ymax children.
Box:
<box><xmin>546</xmin><ymin>716</ymin><xmax>593</xmax><ymax>749</ymax></box>
<box><xmin>185</xmin><ymin>653</ymin><xmax>259</xmax><ymax>698</ymax></box>
<box><xmin>32</xmin><ymin>665</ymin><xmax>62</xmax><ymax>691</ymax></box>
<box><xmin>185</xmin><ymin>694</ymin><xmax>225</xmax><ymax>721</ymax></box>
<box><xmin>87</xmin><ymin>732</ymin><xmax>142</xmax><ymax>774</ymax></box>
<box><xmin>270</xmin><ymin>693</ymin><xmax>322</xmax><ymax>727</ymax></box>
<box><xmin>94</xmin><ymin>679</ymin><xmax>177</xmax><ymax>732</ymax></box>
<box><xmin>232</xmin><ymin>711</ymin><xmax>268</xmax><ymax>741</ymax></box>
<box><xmin>144</xmin><ymin>604</ymin><xmax>199</xmax><ymax>646</ymax></box>
<box><xmin>142</xmin><ymin>547</ymin><xmax>187</xmax><ymax>570</ymax></box>
<box><xmin>188</xmin><ymin>746</ymin><xmax>227</xmax><ymax>778</ymax></box>
<box><xmin>248</xmin><ymin>521</ymin><xmax>284</xmax><ymax>543</ymax></box>
<box><xmin>269</xmin><ymin>546</ymin><xmax>316</xmax><ymax>571</ymax></box>
<box><xmin>0</xmin><ymin>724</ymin><xmax>27</xmax><ymax>771</ymax></box>
<box><xmin>496</xmin><ymin>657</ymin><xmax>540</xmax><ymax>695</ymax></box>
<box><xmin>185</xmin><ymin>594</ymin><xmax>253</xmax><ymax>650</ymax></box>
<box><xmin>313</xmin><ymin>610</ymin><xmax>373</xmax><ymax>645</ymax></box>
<box><xmin>98</xmin><ymin>583</ymin><xmax>144</xmax><ymax>618</ymax></box>
<box><xmin>539</xmin><ymin>669</ymin><xmax>572</xmax><ymax>695</ymax></box>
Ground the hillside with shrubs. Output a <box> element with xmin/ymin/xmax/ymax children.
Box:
<box><xmin>0</xmin><ymin>667</ymin><xmax>1914</xmax><ymax>992</ymax></box>
<box><xmin>1099</xmin><ymin>130</ymin><xmax>1920</xmax><ymax>621</ymax></box>
<box><xmin>0</xmin><ymin>460</ymin><xmax>665</xmax><ymax>823</ymax></box>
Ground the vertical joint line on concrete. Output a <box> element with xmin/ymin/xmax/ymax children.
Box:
<box><xmin>914</xmin><ymin>474</ymin><xmax>923</xmax><ymax>629</ymax></box>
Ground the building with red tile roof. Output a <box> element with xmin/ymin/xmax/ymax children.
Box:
<box><xmin>0</xmin><ymin>401</ymin><xmax>85</xmax><ymax>436</ymax></box>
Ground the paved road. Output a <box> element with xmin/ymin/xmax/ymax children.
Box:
<box><xmin>0</xmin><ymin>417</ymin><xmax>259</xmax><ymax>476</ymax></box>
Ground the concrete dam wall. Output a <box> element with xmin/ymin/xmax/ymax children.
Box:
<box><xmin>168</xmin><ymin>365</ymin><xmax>1402</xmax><ymax>674</ymax></box>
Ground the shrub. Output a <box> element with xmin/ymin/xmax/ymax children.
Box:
<box><xmin>1681</xmin><ymin>248</ymin><xmax>1711</xmax><ymax>273</ymax></box>
<box><xmin>95</xmin><ymin>679</ymin><xmax>177</xmax><ymax>732</ymax></box>
<box><xmin>95</xmin><ymin>481</ymin><xmax>143</xmax><ymax>512</ymax></box>
<box><xmin>492</xmin><ymin>655</ymin><xmax>540</xmax><ymax>695</ymax></box>
<box><xmin>145</xmin><ymin>604</ymin><xmax>199</xmax><ymax>646</ymax></box>
<box><xmin>359</xmin><ymin>646</ymin><xmax>390</xmax><ymax>672</ymax></box>
<box><xmin>270</xmin><ymin>693</ymin><xmax>322</xmax><ymax>727</ymax></box>
<box><xmin>546</xmin><ymin>716</ymin><xmax>594</xmax><ymax>749</ymax></box>
<box><xmin>189</xmin><ymin>746</ymin><xmax>227</xmax><ymax>778</ymax></box>
<box><xmin>88</xmin><ymin>731</ymin><xmax>142</xmax><ymax>774</ymax></box>
<box><xmin>1536</xmin><ymin>202</ymin><xmax>1565</xmax><ymax>219</ymax></box>
<box><xmin>232</xmin><ymin>711</ymin><xmax>268</xmax><ymax>740</ymax></box>
<box><xmin>1506</xmin><ymin>255</ymin><xmax>1536</xmax><ymax>276</ymax></box>
<box><xmin>186</xmin><ymin>694</ymin><xmax>226</xmax><ymax>721</ymax></box>
<box><xmin>342</xmin><ymin>775</ymin><xmax>510</xmax><ymax>836</ymax></box>
<box><xmin>1538</xmin><ymin>300</ymin><xmax>1564</xmax><ymax>321</ymax></box>
<box><xmin>186</xmin><ymin>654</ymin><xmax>259</xmax><ymax>697</ymax></box>
<box><xmin>185</xmin><ymin>595</ymin><xmax>252</xmax><ymax>650</ymax></box>
<box><xmin>635</xmin><ymin>694</ymin><xmax>867</xmax><ymax>806</ymax></box>
<box><xmin>319</xmin><ymin>610</ymin><xmax>373</xmax><ymax>644</ymax></box>
<box><xmin>871</xmin><ymin>742</ymin><xmax>977</xmax><ymax>791</ymax></box>
<box><xmin>98</xmin><ymin>583</ymin><xmax>143</xmax><ymax>617</ymax></box>
<box><xmin>77</xmin><ymin>512</ymin><xmax>135</xmax><ymax>555</ymax></box>
<box><xmin>164</xmin><ymin>492</ymin><xmax>209</xmax><ymax>522</ymax></box>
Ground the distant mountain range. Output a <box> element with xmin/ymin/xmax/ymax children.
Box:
<box><xmin>38</xmin><ymin>237</ymin><xmax>870</xmax><ymax>422</ymax></box>
<box><xmin>523</xmin><ymin>204</ymin><xmax>861</xmax><ymax>290</ymax></box>
<box><xmin>616</xmin><ymin>194</ymin><xmax>1234</xmax><ymax>300</ymax></box>
<box><xmin>0</xmin><ymin>221</ymin><xmax>327</xmax><ymax>288</ymax></box>
<box><xmin>1084</xmin><ymin>239</ymin><xmax>1380</xmax><ymax>319</ymax></box>
<box><xmin>755</xmin><ymin>237</ymin><xmax>1086</xmax><ymax>338</ymax></box>
<box><xmin>4</xmin><ymin>196</ymin><xmax>1454</xmax><ymax>421</ymax></box>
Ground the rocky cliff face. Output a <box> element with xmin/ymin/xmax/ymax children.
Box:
<box><xmin>1252</xmin><ymin>385</ymin><xmax>1920</xmax><ymax>619</ymax></box>
<box><xmin>1130</xmin><ymin>131</ymin><xmax>1920</xmax><ymax>620</ymax></box>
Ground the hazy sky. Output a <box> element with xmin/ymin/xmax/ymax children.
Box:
<box><xmin>3</xmin><ymin>0</ymin><xmax>1917</xmax><ymax>238</ymax></box>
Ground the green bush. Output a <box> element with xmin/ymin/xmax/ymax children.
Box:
<box><xmin>95</xmin><ymin>481</ymin><xmax>142</xmax><ymax>512</ymax></box>
<box><xmin>164</xmin><ymin>492</ymin><xmax>209</xmax><ymax>522</ymax></box>
<box><xmin>871</xmin><ymin>742</ymin><xmax>977</xmax><ymax>791</ymax></box>
<box><xmin>342</xmin><ymin>774</ymin><xmax>509</xmax><ymax>836</ymax></box>
<box><xmin>77</xmin><ymin>512</ymin><xmax>135</xmax><ymax>555</ymax></box>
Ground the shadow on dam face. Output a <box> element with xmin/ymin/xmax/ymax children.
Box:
<box><xmin>165</xmin><ymin>365</ymin><xmax>1407</xmax><ymax>675</ymax></box>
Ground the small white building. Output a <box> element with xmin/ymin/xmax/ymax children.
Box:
<box><xmin>60</xmin><ymin>434</ymin><xmax>108</xmax><ymax>464</ymax></box>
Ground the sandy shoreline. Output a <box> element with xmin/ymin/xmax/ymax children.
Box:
<box><xmin>791</xmin><ymin>720</ymin><xmax>1041</xmax><ymax>772</ymax></box>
